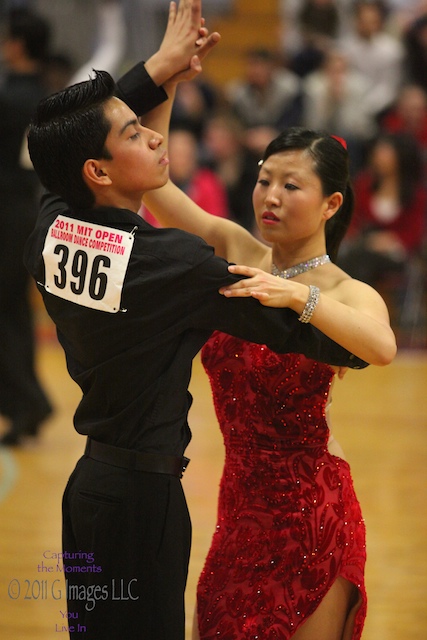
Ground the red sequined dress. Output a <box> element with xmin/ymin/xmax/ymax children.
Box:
<box><xmin>197</xmin><ymin>332</ymin><xmax>367</xmax><ymax>639</ymax></box>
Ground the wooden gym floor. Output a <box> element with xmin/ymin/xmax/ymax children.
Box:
<box><xmin>0</xmin><ymin>321</ymin><xmax>426</xmax><ymax>639</ymax></box>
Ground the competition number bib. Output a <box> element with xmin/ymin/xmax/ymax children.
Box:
<box><xmin>43</xmin><ymin>215</ymin><xmax>135</xmax><ymax>313</ymax></box>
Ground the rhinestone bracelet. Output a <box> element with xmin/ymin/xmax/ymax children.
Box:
<box><xmin>298</xmin><ymin>285</ymin><xmax>320</xmax><ymax>323</ymax></box>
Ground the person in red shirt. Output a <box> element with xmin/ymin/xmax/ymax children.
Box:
<box><xmin>338</xmin><ymin>131</ymin><xmax>426</xmax><ymax>287</ymax></box>
<box><xmin>142</xmin><ymin>125</ymin><xmax>229</xmax><ymax>225</ymax></box>
<box><xmin>380</xmin><ymin>84</ymin><xmax>427</xmax><ymax>156</ymax></box>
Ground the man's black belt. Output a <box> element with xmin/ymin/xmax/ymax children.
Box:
<box><xmin>84</xmin><ymin>438</ymin><xmax>190</xmax><ymax>478</ymax></box>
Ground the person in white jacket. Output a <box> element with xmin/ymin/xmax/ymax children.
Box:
<box><xmin>302</xmin><ymin>48</ymin><xmax>377</xmax><ymax>173</ymax></box>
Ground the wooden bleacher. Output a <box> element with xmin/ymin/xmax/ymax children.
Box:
<box><xmin>202</xmin><ymin>0</ymin><xmax>281</xmax><ymax>87</ymax></box>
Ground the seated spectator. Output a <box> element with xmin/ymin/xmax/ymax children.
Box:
<box><xmin>171</xmin><ymin>77</ymin><xmax>220</xmax><ymax>139</ymax></box>
<box><xmin>42</xmin><ymin>52</ymin><xmax>75</xmax><ymax>93</ymax></box>
<box><xmin>279</xmin><ymin>0</ymin><xmax>352</xmax><ymax>57</ymax></box>
<box><xmin>340</xmin><ymin>0</ymin><xmax>405</xmax><ymax>120</ymax></box>
<box><xmin>402</xmin><ymin>13</ymin><xmax>427</xmax><ymax>94</ymax></box>
<box><xmin>225</xmin><ymin>48</ymin><xmax>302</xmax><ymax>131</ymax></box>
<box><xmin>380</xmin><ymin>84</ymin><xmax>427</xmax><ymax>159</ymax></box>
<box><xmin>201</xmin><ymin>111</ymin><xmax>260</xmax><ymax>232</ymax></box>
<box><xmin>289</xmin><ymin>0</ymin><xmax>341</xmax><ymax>78</ymax></box>
<box><xmin>299</xmin><ymin>0</ymin><xmax>340</xmax><ymax>40</ymax></box>
<box><xmin>302</xmin><ymin>47</ymin><xmax>377</xmax><ymax>174</ymax></box>
<box><xmin>338</xmin><ymin>132</ymin><xmax>427</xmax><ymax>290</ymax></box>
<box><xmin>142</xmin><ymin>126</ymin><xmax>230</xmax><ymax>226</ymax></box>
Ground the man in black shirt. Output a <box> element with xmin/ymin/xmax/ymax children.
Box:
<box><xmin>24</xmin><ymin>2</ymin><xmax>366</xmax><ymax>638</ymax></box>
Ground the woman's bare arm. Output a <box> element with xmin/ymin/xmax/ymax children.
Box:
<box><xmin>141</xmin><ymin>81</ymin><xmax>264</xmax><ymax>264</ymax></box>
<box><xmin>220</xmin><ymin>266</ymin><xmax>397</xmax><ymax>366</ymax></box>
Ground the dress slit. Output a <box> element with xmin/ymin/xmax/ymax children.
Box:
<box><xmin>288</xmin><ymin>575</ymin><xmax>365</xmax><ymax>639</ymax></box>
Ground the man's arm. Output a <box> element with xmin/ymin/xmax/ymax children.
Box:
<box><xmin>185</xmin><ymin>243</ymin><xmax>369</xmax><ymax>370</ymax></box>
<box><xmin>115</xmin><ymin>63</ymin><xmax>168</xmax><ymax>116</ymax></box>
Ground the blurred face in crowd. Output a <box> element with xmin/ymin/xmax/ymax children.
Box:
<box><xmin>0</xmin><ymin>31</ymin><xmax>21</xmax><ymax>66</ymax></box>
<box><xmin>203</xmin><ymin>116</ymin><xmax>242</xmax><ymax>161</ymax></box>
<box><xmin>168</xmin><ymin>129</ymin><xmax>198</xmax><ymax>184</ymax></box>
<box><xmin>323</xmin><ymin>50</ymin><xmax>348</xmax><ymax>80</ymax></box>
<box><xmin>356</xmin><ymin>4</ymin><xmax>383</xmax><ymax>39</ymax></box>
<box><xmin>397</xmin><ymin>86</ymin><xmax>427</xmax><ymax>131</ymax></box>
<box><xmin>370</xmin><ymin>141</ymin><xmax>398</xmax><ymax>178</ymax></box>
<box><xmin>246</xmin><ymin>54</ymin><xmax>275</xmax><ymax>89</ymax></box>
<box><xmin>416</xmin><ymin>20</ymin><xmax>427</xmax><ymax>48</ymax></box>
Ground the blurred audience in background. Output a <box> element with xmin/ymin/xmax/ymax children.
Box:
<box><xmin>288</xmin><ymin>0</ymin><xmax>341</xmax><ymax>78</ymax></box>
<box><xmin>171</xmin><ymin>77</ymin><xmax>221</xmax><ymax>140</ymax></box>
<box><xmin>338</xmin><ymin>132</ymin><xmax>426</xmax><ymax>291</ymax></box>
<box><xmin>142</xmin><ymin>125</ymin><xmax>230</xmax><ymax>227</ymax></box>
<box><xmin>301</xmin><ymin>47</ymin><xmax>377</xmax><ymax>174</ymax></box>
<box><xmin>379</xmin><ymin>84</ymin><xmax>427</xmax><ymax>163</ymax></box>
<box><xmin>224</xmin><ymin>47</ymin><xmax>302</xmax><ymax>135</ymax></box>
<box><xmin>201</xmin><ymin>111</ymin><xmax>260</xmax><ymax>233</ymax></box>
<box><xmin>402</xmin><ymin>13</ymin><xmax>427</xmax><ymax>94</ymax></box>
<box><xmin>42</xmin><ymin>50</ymin><xmax>75</xmax><ymax>93</ymax></box>
<box><xmin>280</xmin><ymin>0</ymin><xmax>357</xmax><ymax>59</ymax></box>
<box><xmin>339</xmin><ymin>1</ymin><xmax>404</xmax><ymax>121</ymax></box>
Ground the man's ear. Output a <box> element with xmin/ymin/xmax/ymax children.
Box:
<box><xmin>83</xmin><ymin>159</ymin><xmax>112</xmax><ymax>188</ymax></box>
<box><xmin>323</xmin><ymin>191</ymin><xmax>343</xmax><ymax>220</ymax></box>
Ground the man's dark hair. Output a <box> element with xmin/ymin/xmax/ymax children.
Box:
<box><xmin>7</xmin><ymin>8</ymin><xmax>51</xmax><ymax>61</ymax></box>
<box><xmin>28</xmin><ymin>70</ymin><xmax>116</xmax><ymax>210</ymax></box>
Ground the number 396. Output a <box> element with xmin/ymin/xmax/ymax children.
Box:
<box><xmin>54</xmin><ymin>244</ymin><xmax>110</xmax><ymax>300</ymax></box>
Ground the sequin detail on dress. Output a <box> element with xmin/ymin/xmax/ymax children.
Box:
<box><xmin>197</xmin><ymin>332</ymin><xmax>367</xmax><ymax>639</ymax></box>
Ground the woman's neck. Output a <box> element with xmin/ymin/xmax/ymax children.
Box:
<box><xmin>271</xmin><ymin>242</ymin><xmax>328</xmax><ymax>272</ymax></box>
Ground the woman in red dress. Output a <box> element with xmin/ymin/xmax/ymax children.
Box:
<box><xmin>143</xmin><ymin>83</ymin><xmax>396</xmax><ymax>638</ymax></box>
